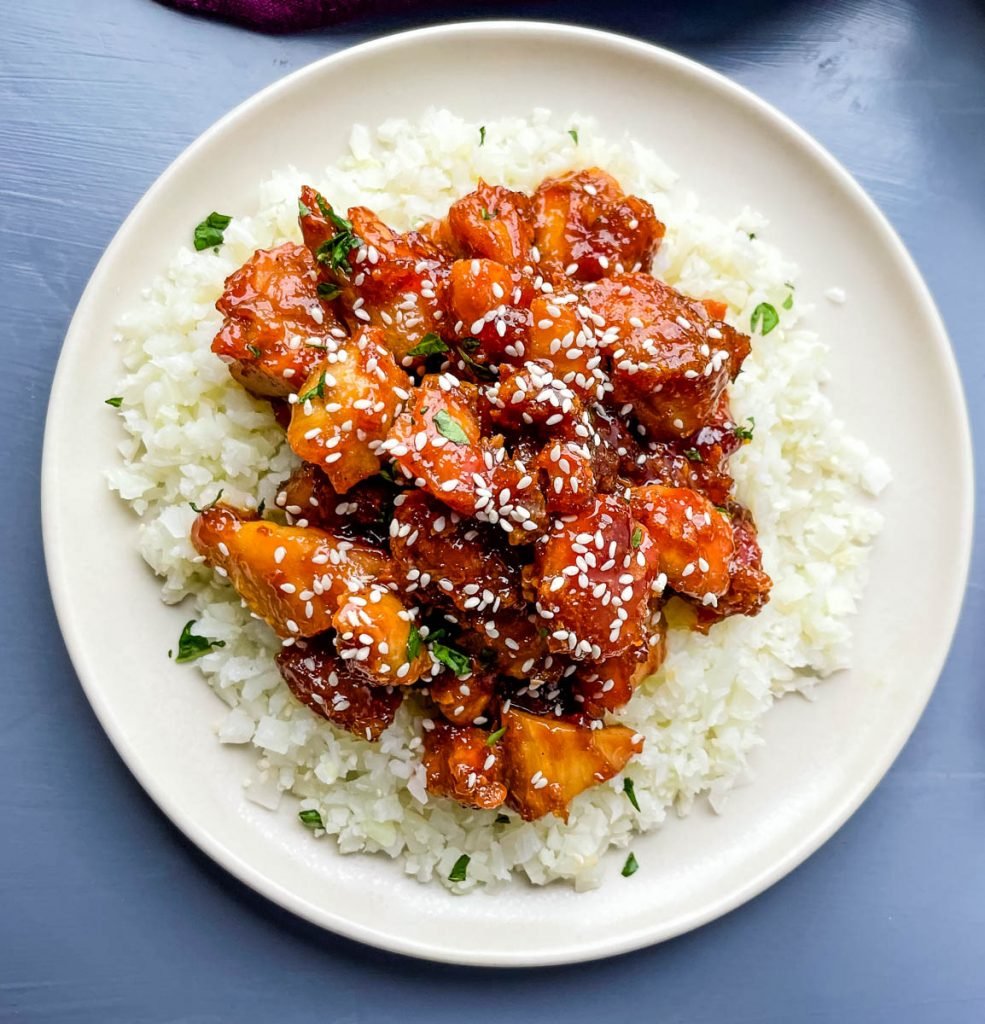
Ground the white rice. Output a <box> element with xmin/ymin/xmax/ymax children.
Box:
<box><xmin>107</xmin><ymin>109</ymin><xmax>890</xmax><ymax>892</ymax></box>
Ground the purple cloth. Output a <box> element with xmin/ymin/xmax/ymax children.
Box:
<box><xmin>155</xmin><ymin>0</ymin><xmax>411</xmax><ymax>32</ymax></box>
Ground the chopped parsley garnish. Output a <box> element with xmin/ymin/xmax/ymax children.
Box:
<box><xmin>623</xmin><ymin>777</ymin><xmax>641</xmax><ymax>812</ymax></box>
<box><xmin>495</xmin><ymin>814</ymin><xmax>510</xmax><ymax>824</ymax></box>
<box><xmin>174</xmin><ymin>620</ymin><xmax>226</xmax><ymax>663</ymax></box>
<box><xmin>315</xmin><ymin>207</ymin><xmax>361</xmax><ymax>274</ymax></box>
<box><xmin>431</xmin><ymin>641</ymin><xmax>470</xmax><ymax>676</ymax></box>
<box><xmin>449</xmin><ymin>853</ymin><xmax>470</xmax><ymax>882</ymax></box>
<box><xmin>188</xmin><ymin>489</ymin><xmax>223</xmax><ymax>514</ymax></box>
<box><xmin>193</xmin><ymin>211</ymin><xmax>232</xmax><ymax>251</ymax></box>
<box><xmin>486</xmin><ymin>725</ymin><xmax>507</xmax><ymax>746</ymax></box>
<box><xmin>734</xmin><ymin>416</ymin><xmax>756</xmax><ymax>442</ymax></box>
<box><xmin>747</xmin><ymin>232</ymin><xmax>757</xmax><ymax>240</ymax></box>
<box><xmin>298</xmin><ymin>199</ymin><xmax>312</xmax><ymax>218</ymax></box>
<box><xmin>631</xmin><ymin>526</ymin><xmax>643</xmax><ymax>549</ymax></box>
<box><xmin>256</xmin><ymin>498</ymin><xmax>266</xmax><ymax>516</ymax></box>
<box><xmin>298</xmin><ymin>809</ymin><xmax>324</xmax><ymax>828</ymax></box>
<box><xmin>298</xmin><ymin>368</ymin><xmax>328</xmax><ymax>403</ymax></box>
<box><xmin>568</xmin><ymin>128</ymin><xmax>579</xmax><ymax>144</ymax></box>
<box><xmin>750</xmin><ymin>301</ymin><xmax>779</xmax><ymax>335</ymax></box>
<box><xmin>683</xmin><ymin>447</ymin><xmax>703</xmax><ymax>462</ymax></box>
<box><xmin>104</xmin><ymin>396</ymin><xmax>123</xmax><ymax>408</ymax></box>
<box><xmin>406</xmin><ymin>624</ymin><xmax>422</xmax><ymax>662</ymax></box>
<box><xmin>621</xmin><ymin>852</ymin><xmax>639</xmax><ymax>877</ymax></box>
<box><xmin>480</xmin><ymin>207</ymin><xmax>497</xmax><ymax>221</ymax></box>
<box><xmin>407</xmin><ymin>332</ymin><xmax>449</xmax><ymax>358</ymax></box>
<box><xmin>246</xmin><ymin>344</ymin><xmax>262</xmax><ymax>358</ymax></box>
<box><xmin>378</xmin><ymin>463</ymin><xmax>395</xmax><ymax>484</ymax></box>
<box><xmin>714</xmin><ymin>504</ymin><xmax>732</xmax><ymax>518</ymax></box>
<box><xmin>433</xmin><ymin>409</ymin><xmax>469</xmax><ymax>445</ymax></box>
<box><xmin>460</xmin><ymin>336</ymin><xmax>480</xmax><ymax>353</ymax></box>
<box><xmin>478</xmin><ymin>126</ymin><xmax>486</xmax><ymax>146</ymax></box>
<box><xmin>782</xmin><ymin>292</ymin><xmax>794</xmax><ymax>310</ymax></box>
<box><xmin>456</xmin><ymin>345</ymin><xmax>496</xmax><ymax>382</ymax></box>
<box><xmin>317</xmin><ymin>281</ymin><xmax>341</xmax><ymax>300</ymax></box>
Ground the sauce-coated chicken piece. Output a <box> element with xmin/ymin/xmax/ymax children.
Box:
<box><xmin>532</xmin><ymin>440</ymin><xmax>596</xmax><ymax>515</ymax></box>
<box><xmin>485</xmin><ymin>359</ymin><xmax>586</xmax><ymax>437</ymax></box>
<box><xmin>278</xmin><ymin>463</ymin><xmax>395</xmax><ymax>545</ymax></box>
<box><xmin>628</xmin><ymin>485</ymin><xmax>734</xmax><ymax>601</ymax></box>
<box><xmin>447</xmin><ymin>180</ymin><xmax>534</xmax><ymax>264</ymax></box>
<box><xmin>298</xmin><ymin>186</ymin><xmax>446</xmax><ymax>363</ymax></box>
<box><xmin>427</xmin><ymin>669</ymin><xmax>497</xmax><ymax>726</ymax></box>
<box><xmin>388</xmin><ymin>490</ymin><xmax>523</xmax><ymax>613</ymax></box>
<box><xmin>533</xmin><ymin>168</ymin><xmax>665</xmax><ymax>281</ymax></box>
<box><xmin>572</xmin><ymin>620</ymin><xmax>666</xmax><ymax>718</ymax></box>
<box><xmin>694</xmin><ymin>504</ymin><xmax>771</xmax><ymax>627</ymax></box>
<box><xmin>190</xmin><ymin>504</ymin><xmax>388</xmax><ymax>638</ymax></box>
<box><xmin>423</xmin><ymin>721</ymin><xmax>508</xmax><ymax>810</ymax></box>
<box><xmin>501</xmin><ymin>708</ymin><xmax>643</xmax><ymax>821</ymax></box>
<box><xmin>534</xmin><ymin>493</ymin><xmax>660</xmax><ymax>661</ymax></box>
<box><xmin>525</xmin><ymin>294</ymin><xmax>603</xmax><ymax>399</ymax></box>
<box><xmin>333</xmin><ymin>584</ymin><xmax>428</xmax><ymax>686</ymax></box>
<box><xmin>444</xmin><ymin>258</ymin><xmax>534</xmax><ymax>363</ymax></box>
<box><xmin>588</xmin><ymin>274</ymin><xmax>751</xmax><ymax>439</ymax></box>
<box><xmin>286</xmin><ymin>327</ymin><xmax>409</xmax><ymax>493</ymax></box>
<box><xmin>457</xmin><ymin>608</ymin><xmax>567</xmax><ymax>691</ymax></box>
<box><xmin>212</xmin><ymin>242</ymin><xmax>340</xmax><ymax>398</ymax></box>
<box><xmin>277</xmin><ymin>637</ymin><xmax>401</xmax><ymax>741</ymax></box>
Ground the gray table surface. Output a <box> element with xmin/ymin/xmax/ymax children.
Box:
<box><xmin>3</xmin><ymin>0</ymin><xmax>983</xmax><ymax>1020</ymax></box>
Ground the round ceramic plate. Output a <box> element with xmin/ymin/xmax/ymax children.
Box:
<box><xmin>42</xmin><ymin>22</ymin><xmax>973</xmax><ymax>966</ymax></box>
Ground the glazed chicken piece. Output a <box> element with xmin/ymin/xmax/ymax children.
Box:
<box><xmin>619</xmin><ymin>395</ymin><xmax>742</xmax><ymax>505</ymax></box>
<box><xmin>190</xmin><ymin>504</ymin><xmax>388</xmax><ymax>638</ymax></box>
<box><xmin>501</xmin><ymin>708</ymin><xmax>643</xmax><ymax>821</ymax></box>
<box><xmin>286</xmin><ymin>327</ymin><xmax>410</xmax><ymax>493</ymax></box>
<box><xmin>388</xmin><ymin>490</ymin><xmax>523</xmax><ymax>613</ymax></box>
<box><xmin>427</xmin><ymin>669</ymin><xmax>497</xmax><ymax>726</ymax></box>
<box><xmin>457</xmin><ymin>608</ymin><xmax>566</xmax><ymax>692</ymax></box>
<box><xmin>588</xmin><ymin>274</ymin><xmax>751</xmax><ymax>439</ymax></box>
<box><xmin>524</xmin><ymin>294</ymin><xmax>604</xmax><ymax>399</ymax></box>
<box><xmin>572</xmin><ymin>620</ymin><xmax>666</xmax><ymax>718</ymax></box>
<box><xmin>333</xmin><ymin>584</ymin><xmax>429</xmax><ymax>686</ymax></box>
<box><xmin>423</xmin><ymin>721</ymin><xmax>508</xmax><ymax>810</ymax></box>
<box><xmin>384</xmin><ymin>374</ymin><xmax>548</xmax><ymax>540</ymax></box>
<box><xmin>447</xmin><ymin>180</ymin><xmax>534</xmax><ymax>264</ymax></box>
<box><xmin>534</xmin><ymin>492</ymin><xmax>660</xmax><ymax>660</ymax></box>
<box><xmin>277</xmin><ymin>637</ymin><xmax>401</xmax><ymax>741</ymax></box>
<box><xmin>694</xmin><ymin>504</ymin><xmax>771</xmax><ymax>627</ymax></box>
<box><xmin>485</xmin><ymin>359</ymin><xmax>586</xmax><ymax>437</ymax></box>
<box><xmin>533</xmin><ymin>168</ymin><xmax>665</xmax><ymax>281</ymax></box>
<box><xmin>298</xmin><ymin>186</ymin><xmax>447</xmax><ymax>364</ymax></box>
<box><xmin>532</xmin><ymin>440</ymin><xmax>597</xmax><ymax>515</ymax></box>
<box><xmin>277</xmin><ymin>463</ymin><xmax>395</xmax><ymax>545</ymax></box>
<box><xmin>629</xmin><ymin>485</ymin><xmax>735</xmax><ymax>604</ymax></box>
<box><xmin>212</xmin><ymin>242</ymin><xmax>342</xmax><ymax>398</ymax></box>
<box><xmin>443</xmin><ymin>257</ymin><xmax>534</xmax><ymax>364</ymax></box>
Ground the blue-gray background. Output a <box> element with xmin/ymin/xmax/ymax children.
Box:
<box><xmin>2</xmin><ymin>0</ymin><xmax>982</xmax><ymax>1020</ymax></box>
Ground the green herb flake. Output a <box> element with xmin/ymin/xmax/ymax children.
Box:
<box><xmin>407</xmin><ymin>332</ymin><xmax>449</xmax><ymax>358</ymax></box>
<box><xmin>433</xmin><ymin>409</ymin><xmax>469</xmax><ymax>445</ymax></box>
<box><xmin>631</xmin><ymin>526</ymin><xmax>643</xmax><ymax>549</ymax></box>
<box><xmin>317</xmin><ymin>281</ymin><xmax>341</xmax><ymax>300</ymax></box>
<box><xmin>714</xmin><ymin>504</ymin><xmax>732</xmax><ymax>518</ymax></box>
<box><xmin>568</xmin><ymin>128</ymin><xmax>579</xmax><ymax>144</ymax></box>
<box><xmin>298</xmin><ymin>809</ymin><xmax>323</xmax><ymax>828</ymax></box>
<box><xmin>486</xmin><ymin>725</ymin><xmax>507</xmax><ymax>746</ymax></box>
<box><xmin>189</xmin><ymin>489</ymin><xmax>223</xmax><ymax>514</ymax></box>
<box><xmin>480</xmin><ymin>207</ymin><xmax>498</xmax><ymax>221</ymax></box>
<box><xmin>406</xmin><ymin>624</ymin><xmax>422</xmax><ymax>662</ymax></box>
<box><xmin>256</xmin><ymin>498</ymin><xmax>266</xmax><ymax>517</ymax></box>
<box><xmin>495</xmin><ymin>814</ymin><xmax>510</xmax><ymax>824</ymax></box>
<box><xmin>431</xmin><ymin>641</ymin><xmax>471</xmax><ymax>676</ymax></box>
<box><xmin>750</xmin><ymin>302</ymin><xmax>779</xmax><ymax>336</ymax></box>
<box><xmin>246</xmin><ymin>344</ymin><xmax>262</xmax><ymax>358</ymax></box>
<box><xmin>104</xmin><ymin>396</ymin><xmax>123</xmax><ymax>408</ymax></box>
<box><xmin>298</xmin><ymin>199</ymin><xmax>312</xmax><ymax>218</ymax></box>
<box><xmin>747</xmin><ymin>231</ymin><xmax>757</xmax><ymax>240</ymax></box>
<box><xmin>734</xmin><ymin>416</ymin><xmax>756</xmax><ymax>443</ymax></box>
<box><xmin>621</xmin><ymin>852</ymin><xmax>639</xmax><ymax>877</ymax></box>
<box><xmin>298</xmin><ymin>368</ymin><xmax>328</xmax><ymax>404</ymax></box>
<box><xmin>683</xmin><ymin>447</ymin><xmax>703</xmax><ymax>462</ymax></box>
<box><xmin>175</xmin><ymin>620</ymin><xmax>226</xmax><ymax>664</ymax></box>
<box><xmin>623</xmin><ymin>777</ymin><xmax>641</xmax><ymax>812</ymax></box>
<box><xmin>449</xmin><ymin>853</ymin><xmax>470</xmax><ymax>882</ymax></box>
<box><xmin>782</xmin><ymin>293</ymin><xmax>794</xmax><ymax>310</ymax></box>
<box><xmin>313</xmin><ymin>192</ymin><xmax>333</xmax><ymax>221</ymax></box>
<box><xmin>193</xmin><ymin>211</ymin><xmax>232</xmax><ymax>251</ymax></box>
<box><xmin>478</xmin><ymin>126</ymin><xmax>486</xmax><ymax>147</ymax></box>
<box><xmin>314</xmin><ymin>207</ymin><xmax>361</xmax><ymax>274</ymax></box>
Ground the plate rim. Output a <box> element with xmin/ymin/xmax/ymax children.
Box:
<box><xmin>41</xmin><ymin>19</ymin><xmax>975</xmax><ymax>966</ymax></box>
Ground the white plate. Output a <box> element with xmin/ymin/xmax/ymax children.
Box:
<box><xmin>42</xmin><ymin>22</ymin><xmax>973</xmax><ymax>966</ymax></box>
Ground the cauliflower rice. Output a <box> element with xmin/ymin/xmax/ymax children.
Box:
<box><xmin>107</xmin><ymin>109</ymin><xmax>889</xmax><ymax>891</ymax></box>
